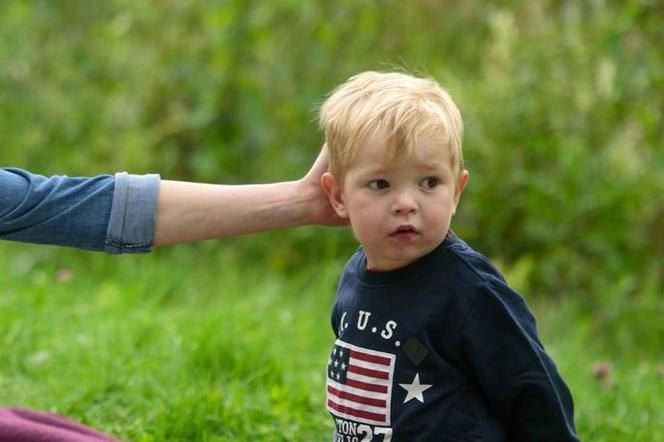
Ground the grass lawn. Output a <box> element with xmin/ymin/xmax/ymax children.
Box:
<box><xmin>1</xmin><ymin>240</ymin><xmax>662</xmax><ymax>441</ymax></box>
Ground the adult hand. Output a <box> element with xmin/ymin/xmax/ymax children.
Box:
<box><xmin>296</xmin><ymin>145</ymin><xmax>348</xmax><ymax>227</ymax></box>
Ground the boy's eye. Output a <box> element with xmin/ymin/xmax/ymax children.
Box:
<box><xmin>368</xmin><ymin>179</ymin><xmax>390</xmax><ymax>190</ymax></box>
<box><xmin>420</xmin><ymin>177</ymin><xmax>441</xmax><ymax>189</ymax></box>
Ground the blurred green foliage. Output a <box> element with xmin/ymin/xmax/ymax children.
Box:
<box><xmin>1</xmin><ymin>0</ymin><xmax>662</xmax><ymax>297</ymax></box>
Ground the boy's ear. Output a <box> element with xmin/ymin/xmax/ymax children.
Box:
<box><xmin>320</xmin><ymin>172</ymin><xmax>349</xmax><ymax>219</ymax></box>
<box><xmin>452</xmin><ymin>169</ymin><xmax>470</xmax><ymax>215</ymax></box>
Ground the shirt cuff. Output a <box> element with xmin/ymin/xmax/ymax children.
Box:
<box><xmin>105</xmin><ymin>172</ymin><xmax>160</xmax><ymax>254</ymax></box>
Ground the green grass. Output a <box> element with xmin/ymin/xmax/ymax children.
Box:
<box><xmin>1</xmin><ymin>241</ymin><xmax>662</xmax><ymax>441</ymax></box>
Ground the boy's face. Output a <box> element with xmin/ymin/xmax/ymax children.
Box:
<box><xmin>322</xmin><ymin>131</ymin><xmax>469</xmax><ymax>271</ymax></box>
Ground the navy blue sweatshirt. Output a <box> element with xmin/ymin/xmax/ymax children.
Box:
<box><xmin>326</xmin><ymin>232</ymin><xmax>579</xmax><ymax>441</ymax></box>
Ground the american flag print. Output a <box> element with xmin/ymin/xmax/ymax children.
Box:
<box><xmin>326</xmin><ymin>339</ymin><xmax>396</xmax><ymax>426</ymax></box>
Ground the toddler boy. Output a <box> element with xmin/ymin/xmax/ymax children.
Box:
<box><xmin>319</xmin><ymin>71</ymin><xmax>580</xmax><ymax>441</ymax></box>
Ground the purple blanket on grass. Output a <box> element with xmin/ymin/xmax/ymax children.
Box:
<box><xmin>0</xmin><ymin>409</ymin><xmax>119</xmax><ymax>442</ymax></box>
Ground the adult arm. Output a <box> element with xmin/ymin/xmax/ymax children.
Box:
<box><xmin>153</xmin><ymin>146</ymin><xmax>344</xmax><ymax>246</ymax></box>
<box><xmin>1</xmin><ymin>147</ymin><xmax>343</xmax><ymax>252</ymax></box>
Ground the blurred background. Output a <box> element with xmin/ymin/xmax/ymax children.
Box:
<box><xmin>1</xmin><ymin>1</ymin><xmax>662</xmax><ymax>440</ymax></box>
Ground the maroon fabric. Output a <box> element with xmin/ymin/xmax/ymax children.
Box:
<box><xmin>0</xmin><ymin>408</ymin><xmax>120</xmax><ymax>442</ymax></box>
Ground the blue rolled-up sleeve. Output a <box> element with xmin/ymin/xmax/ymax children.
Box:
<box><xmin>0</xmin><ymin>167</ymin><xmax>160</xmax><ymax>254</ymax></box>
<box><xmin>105</xmin><ymin>172</ymin><xmax>160</xmax><ymax>254</ymax></box>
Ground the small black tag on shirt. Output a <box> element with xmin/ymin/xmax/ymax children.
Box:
<box><xmin>402</xmin><ymin>336</ymin><xmax>428</xmax><ymax>366</ymax></box>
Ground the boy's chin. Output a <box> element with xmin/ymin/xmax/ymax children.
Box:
<box><xmin>365</xmin><ymin>251</ymin><xmax>425</xmax><ymax>272</ymax></box>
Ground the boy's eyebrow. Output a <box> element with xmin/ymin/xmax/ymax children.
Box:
<box><xmin>351</xmin><ymin>170</ymin><xmax>387</xmax><ymax>180</ymax></box>
<box><xmin>418</xmin><ymin>163</ymin><xmax>452</xmax><ymax>174</ymax></box>
<box><xmin>353</xmin><ymin>162</ymin><xmax>451</xmax><ymax>177</ymax></box>
<box><xmin>351</xmin><ymin>163</ymin><xmax>392</xmax><ymax>175</ymax></box>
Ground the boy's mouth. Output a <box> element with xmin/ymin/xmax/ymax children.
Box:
<box><xmin>389</xmin><ymin>224</ymin><xmax>418</xmax><ymax>239</ymax></box>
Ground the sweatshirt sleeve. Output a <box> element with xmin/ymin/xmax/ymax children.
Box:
<box><xmin>0</xmin><ymin>167</ymin><xmax>160</xmax><ymax>254</ymax></box>
<box><xmin>459</xmin><ymin>280</ymin><xmax>580</xmax><ymax>442</ymax></box>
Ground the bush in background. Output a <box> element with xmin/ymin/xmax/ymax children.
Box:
<box><xmin>1</xmin><ymin>0</ymin><xmax>661</xmax><ymax>298</ymax></box>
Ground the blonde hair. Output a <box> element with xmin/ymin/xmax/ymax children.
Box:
<box><xmin>319</xmin><ymin>71</ymin><xmax>464</xmax><ymax>180</ymax></box>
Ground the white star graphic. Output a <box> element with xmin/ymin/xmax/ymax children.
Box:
<box><xmin>399</xmin><ymin>373</ymin><xmax>433</xmax><ymax>404</ymax></box>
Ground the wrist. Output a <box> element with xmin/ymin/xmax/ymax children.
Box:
<box><xmin>291</xmin><ymin>178</ymin><xmax>318</xmax><ymax>225</ymax></box>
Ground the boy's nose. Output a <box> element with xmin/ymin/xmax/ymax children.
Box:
<box><xmin>391</xmin><ymin>192</ymin><xmax>418</xmax><ymax>215</ymax></box>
